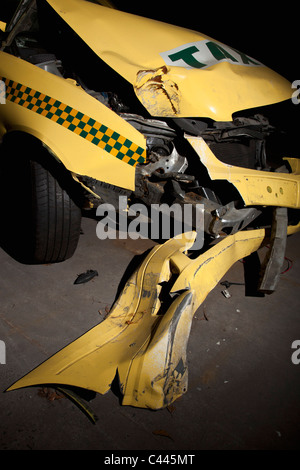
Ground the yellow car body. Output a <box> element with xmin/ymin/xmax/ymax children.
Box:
<box><xmin>0</xmin><ymin>0</ymin><xmax>295</xmax><ymax>192</ymax></box>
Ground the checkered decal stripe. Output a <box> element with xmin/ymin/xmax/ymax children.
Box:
<box><xmin>1</xmin><ymin>77</ymin><xmax>146</xmax><ymax>167</ymax></box>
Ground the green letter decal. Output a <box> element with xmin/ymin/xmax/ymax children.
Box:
<box><xmin>206</xmin><ymin>41</ymin><xmax>238</xmax><ymax>62</ymax></box>
<box><xmin>168</xmin><ymin>46</ymin><xmax>206</xmax><ymax>68</ymax></box>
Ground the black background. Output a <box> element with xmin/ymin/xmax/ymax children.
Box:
<box><xmin>116</xmin><ymin>1</ymin><xmax>298</xmax><ymax>82</ymax></box>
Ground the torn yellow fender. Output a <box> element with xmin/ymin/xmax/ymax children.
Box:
<box><xmin>186</xmin><ymin>136</ymin><xmax>300</xmax><ymax>208</ymax></box>
<box><xmin>7</xmin><ymin>229</ymin><xmax>265</xmax><ymax>409</ymax></box>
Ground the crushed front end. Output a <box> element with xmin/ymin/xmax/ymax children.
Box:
<box><xmin>3</xmin><ymin>0</ymin><xmax>300</xmax><ymax>410</ymax></box>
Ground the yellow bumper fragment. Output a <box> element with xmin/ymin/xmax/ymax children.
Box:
<box><xmin>7</xmin><ymin>229</ymin><xmax>265</xmax><ymax>409</ymax></box>
<box><xmin>186</xmin><ymin>136</ymin><xmax>300</xmax><ymax>208</ymax></box>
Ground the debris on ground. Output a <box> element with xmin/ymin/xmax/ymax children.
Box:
<box><xmin>37</xmin><ymin>387</ymin><xmax>64</xmax><ymax>402</ymax></box>
<box><xmin>74</xmin><ymin>269</ymin><xmax>98</xmax><ymax>284</ymax></box>
<box><xmin>152</xmin><ymin>429</ymin><xmax>174</xmax><ymax>441</ymax></box>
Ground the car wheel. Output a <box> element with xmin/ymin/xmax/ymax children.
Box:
<box><xmin>0</xmin><ymin>134</ymin><xmax>82</xmax><ymax>264</ymax></box>
<box><xmin>30</xmin><ymin>159</ymin><xmax>82</xmax><ymax>263</ymax></box>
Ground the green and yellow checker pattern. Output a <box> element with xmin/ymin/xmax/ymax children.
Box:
<box><xmin>0</xmin><ymin>76</ymin><xmax>146</xmax><ymax>167</ymax></box>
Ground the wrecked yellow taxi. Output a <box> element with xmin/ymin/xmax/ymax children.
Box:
<box><xmin>1</xmin><ymin>0</ymin><xmax>300</xmax><ymax>411</ymax></box>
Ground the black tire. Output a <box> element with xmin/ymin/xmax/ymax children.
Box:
<box><xmin>30</xmin><ymin>159</ymin><xmax>82</xmax><ymax>263</ymax></box>
<box><xmin>0</xmin><ymin>133</ymin><xmax>82</xmax><ymax>264</ymax></box>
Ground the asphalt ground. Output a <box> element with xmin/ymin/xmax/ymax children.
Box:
<box><xmin>0</xmin><ymin>216</ymin><xmax>300</xmax><ymax>452</ymax></box>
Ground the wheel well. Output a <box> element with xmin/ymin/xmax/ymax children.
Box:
<box><xmin>1</xmin><ymin>130</ymin><xmax>85</xmax><ymax>209</ymax></box>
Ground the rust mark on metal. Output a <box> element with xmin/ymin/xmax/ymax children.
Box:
<box><xmin>134</xmin><ymin>66</ymin><xmax>181</xmax><ymax>116</ymax></box>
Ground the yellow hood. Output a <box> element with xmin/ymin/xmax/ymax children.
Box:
<box><xmin>47</xmin><ymin>0</ymin><xmax>292</xmax><ymax>120</ymax></box>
